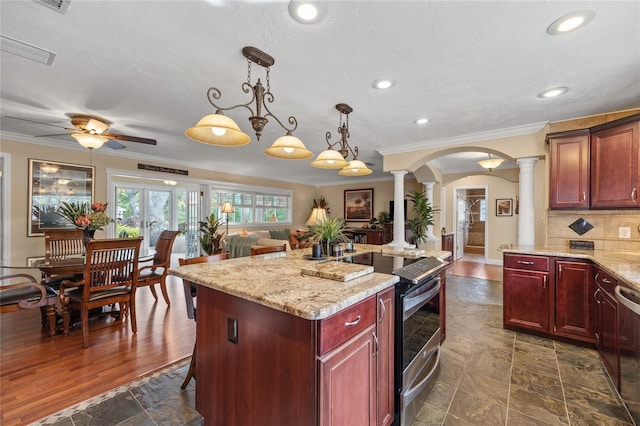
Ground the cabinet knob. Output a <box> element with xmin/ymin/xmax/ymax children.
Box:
<box><xmin>517</xmin><ymin>260</ymin><xmax>534</xmax><ymax>265</ymax></box>
<box><xmin>344</xmin><ymin>315</ymin><xmax>361</xmax><ymax>327</ymax></box>
<box><xmin>582</xmin><ymin>191</ymin><xmax>586</xmax><ymax>201</ymax></box>
<box><xmin>632</xmin><ymin>188</ymin><xmax>637</xmax><ymax>201</ymax></box>
<box><xmin>378</xmin><ymin>298</ymin><xmax>386</xmax><ymax>323</ymax></box>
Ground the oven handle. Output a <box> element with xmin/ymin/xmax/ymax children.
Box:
<box><xmin>402</xmin><ymin>347</ymin><xmax>441</xmax><ymax>404</ymax></box>
<box><xmin>615</xmin><ymin>285</ymin><xmax>640</xmax><ymax>315</ymax></box>
<box><xmin>403</xmin><ymin>277</ymin><xmax>441</xmax><ymax>321</ymax></box>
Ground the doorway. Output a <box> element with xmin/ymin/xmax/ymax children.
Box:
<box><xmin>454</xmin><ymin>187</ymin><xmax>487</xmax><ymax>261</ymax></box>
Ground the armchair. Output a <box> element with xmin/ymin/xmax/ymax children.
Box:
<box><xmin>0</xmin><ymin>273</ymin><xmax>58</xmax><ymax>336</ymax></box>
<box><xmin>137</xmin><ymin>230</ymin><xmax>180</xmax><ymax>305</ymax></box>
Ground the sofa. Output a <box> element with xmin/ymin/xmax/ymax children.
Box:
<box><xmin>223</xmin><ymin>229</ymin><xmax>295</xmax><ymax>258</ymax></box>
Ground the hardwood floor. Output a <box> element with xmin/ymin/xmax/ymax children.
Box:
<box><xmin>1</xmin><ymin>257</ymin><xmax>502</xmax><ymax>425</ymax></box>
<box><xmin>0</xmin><ymin>275</ymin><xmax>194</xmax><ymax>426</ymax></box>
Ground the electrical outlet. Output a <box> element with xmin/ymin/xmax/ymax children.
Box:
<box><xmin>619</xmin><ymin>227</ymin><xmax>631</xmax><ymax>239</ymax></box>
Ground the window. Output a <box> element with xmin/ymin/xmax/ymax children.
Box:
<box><xmin>210</xmin><ymin>187</ymin><xmax>292</xmax><ymax>225</ymax></box>
<box><xmin>479</xmin><ymin>200</ymin><xmax>487</xmax><ymax>222</ymax></box>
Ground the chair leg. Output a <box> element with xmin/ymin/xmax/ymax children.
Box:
<box><xmin>61</xmin><ymin>299</ymin><xmax>71</xmax><ymax>335</ymax></box>
<box><xmin>129</xmin><ymin>294</ymin><xmax>137</xmax><ymax>334</ymax></box>
<box><xmin>148</xmin><ymin>284</ymin><xmax>159</xmax><ymax>301</ymax></box>
<box><xmin>181</xmin><ymin>341</ymin><xmax>196</xmax><ymax>389</ymax></box>
<box><xmin>159</xmin><ymin>278</ymin><xmax>171</xmax><ymax>305</ymax></box>
<box><xmin>81</xmin><ymin>307</ymin><xmax>90</xmax><ymax>348</ymax></box>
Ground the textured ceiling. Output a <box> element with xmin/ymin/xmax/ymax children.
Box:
<box><xmin>1</xmin><ymin>1</ymin><xmax>639</xmax><ymax>185</ymax></box>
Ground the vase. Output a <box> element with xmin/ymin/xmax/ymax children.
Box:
<box><xmin>82</xmin><ymin>229</ymin><xmax>96</xmax><ymax>249</ymax></box>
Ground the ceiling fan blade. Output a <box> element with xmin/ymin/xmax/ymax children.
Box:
<box><xmin>104</xmin><ymin>140</ymin><xmax>126</xmax><ymax>150</ymax></box>
<box><xmin>105</xmin><ymin>133</ymin><xmax>157</xmax><ymax>145</ymax></box>
<box><xmin>4</xmin><ymin>115</ymin><xmax>70</xmax><ymax>129</ymax></box>
<box><xmin>35</xmin><ymin>131</ymin><xmax>75</xmax><ymax>137</ymax></box>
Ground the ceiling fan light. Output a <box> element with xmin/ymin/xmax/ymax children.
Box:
<box><xmin>264</xmin><ymin>134</ymin><xmax>313</xmax><ymax>160</ymax></box>
<box><xmin>311</xmin><ymin>149</ymin><xmax>349</xmax><ymax>169</ymax></box>
<box><xmin>185</xmin><ymin>113</ymin><xmax>250</xmax><ymax>147</ymax></box>
<box><xmin>86</xmin><ymin>118</ymin><xmax>109</xmax><ymax>134</ymax></box>
<box><xmin>338</xmin><ymin>159</ymin><xmax>373</xmax><ymax>176</ymax></box>
<box><xmin>71</xmin><ymin>132</ymin><xmax>108</xmax><ymax>149</ymax></box>
<box><xmin>40</xmin><ymin>163</ymin><xmax>59</xmax><ymax>174</ymax></box>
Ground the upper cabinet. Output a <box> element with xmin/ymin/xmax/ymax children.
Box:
<box><xmin>548</xmin><ymin>114</ymin><xmax>640</xmax><ymax>210</ymax></box>
<box><xmin>590</xmin><ymin>121</ymin><xmax>640</xmax><ymax>208</ymax></box>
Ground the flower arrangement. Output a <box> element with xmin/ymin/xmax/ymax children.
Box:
<box><xmin>57</xmin><ymin>201</ymin><xmax>114</xmax><ymax>232</ymax></box>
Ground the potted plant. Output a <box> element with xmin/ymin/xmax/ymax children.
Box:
<box><xmin>378</xmin><ymin>210</ymin><xmax>391</xmax><ymax>224</ymax></box>
<box><xmin>308</xmin><ymin>216</ymin><xmax>350</xmax><ymax>255</ymax></box>
<box><xmin>406</xmin><ymin>190</ymin><xmax>437</xmax><ymax>247</ymax></box>
<box><xmin>198</xmin><ymin>213</ymin><xmax>224</xmax><ymax>255</ymax></box>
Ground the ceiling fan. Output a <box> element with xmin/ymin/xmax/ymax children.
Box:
<box><xmin>6</xmin><ymin>114</ymin><xmax>157</xmax><ymax>150</ymax></box>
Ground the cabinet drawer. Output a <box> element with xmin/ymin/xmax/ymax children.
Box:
<box><xmin>504</xmin><ymin>254</ymin><xmax>549</xmax><ymax>271</ymax></box>
<box><xmin>595</xmin><ymin>268</ymin><xmax>618</xmax><ymax>296</ymax></box>
<box><xmin>317</xmin><ymin>296</ymin><xmax>376</xmax><ymax>355</ymax></box>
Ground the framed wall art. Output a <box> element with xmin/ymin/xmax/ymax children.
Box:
<box><xmin>28</xmin><ymin>159</ymin><xmax>95</xmax><ymax>236</ymax></box>
<box><xmin>496</xmin><ymin>198</ymin><xmax>513</xmax><ymax>217</ymax></box>
<box><xmin>344</xmin><ymin>188</ymin><xmax>374</xmax><ymax>221</ymax></box>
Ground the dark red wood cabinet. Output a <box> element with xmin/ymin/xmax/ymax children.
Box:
<box><xmin>554</xmin><ymin>259</ymin><xmax>594</xmax><ymax>342</ymax></box>
<box><xmin>503</xmin><ymin>254</ymin><xmax>550</xmax><ymax>332</ymax></box>
<box><xmin>594</xmin><ymin>268</ymin><xmax>621</xmax><ymax>390</ymax></box>
<box><xmin>590</xmin><ymin>121</ymin><xmax>640</xmax><ymax>208</ymax></box>
<box><xmin>548</xmin><ymin>131</ymin><xmax>590</xmax><ymax>209</ymax></box>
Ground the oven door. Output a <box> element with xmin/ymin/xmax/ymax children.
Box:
<box><xmin>400</xmin><ymin>276</ymin><xmax>441</xmax><ymax>426</ymax></box>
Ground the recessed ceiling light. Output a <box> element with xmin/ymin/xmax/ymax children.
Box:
<box><xmin>288</xmin><ymin>1</ymin><xmax>327</xmax><ymax>24</ymax></box>
<box><xmin>413</xmin><ymin>118</ymin><xmax>429</xmax><ymax>125</ymax></box>
<box><xmin>547</xmin><ymin>10</ymin><xmax>595</xmax><ymax>35</ymax></box>
<box><xmin>372</xmin><ymin>79</ymin><xmax>394</xmax><ymax>90</ymax></box>
<box><xmin>537</xmin><ymin>87</ymin><xmax>568</xmax><ymax>98</ymax></box>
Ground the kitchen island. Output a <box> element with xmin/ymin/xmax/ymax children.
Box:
<box><xmin>169</xmin><ymin>245</ymin><xmax>447</xmax><ymax>426</ymax></box>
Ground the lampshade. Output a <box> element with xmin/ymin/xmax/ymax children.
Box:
<box><xmin>477</xmin><ymin>154</ymin><xmax>504</xmax><ymax>171</ymax></box>
<box><xmin>311</xmin><ymin>149</ymin><xmax>349</xmax><ymax>169</ymax></box>
<box><xmin>86</xmin><ymin>118</ymin><xmax>109</xmax><ymax>134</ymax></box>
<box><xmin>221</xmin><ymin>202</ymin><xmax>234</xmax><ymax>214</ymax></box>
<box><xmin>185</xmin><ymin>113</ymin><xmax>251</xmax><ymax>147</ymax></box>
<box><xmin>264</xmin><ymin>134</ymin><xmax>313</xmax><ymax>160</ymax></box>
<box><xmin>71</xmin><ymin>133</ymin><xmax>108</xmax><ymax>149</ymax></box>
<box><xmin>338</xmin><ymin>159</ymin><xmax>373</xmax><ymax>176</ymax></box>
<box><xmin>305</xmin><ymin>207</ymin><xmax>328</xmax><ymax>226</ymax></box>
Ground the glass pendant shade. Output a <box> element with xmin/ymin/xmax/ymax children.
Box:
<box><xmin>338</xmin><ymin>159</ymin><xmax>373</xmax><ymax>176</ymax></box>
<box><xmin>71</xmin><ymin>133</ymin><xmax>108</xmax><ymax>149</ymax></box>
<box><xmin>264</xmin><ymin>134</ymin><xmax>313</xmax><ymax>160</ymax></box>
<box><xmin>185</xmin><ymin>113</ymin><xmax>251</xmax><ymax>147</ymax></box>
<box><xmin>477</xmin><ymin>154</ymin><xmax>504</xmax><ymax>171</ymax></box>
<box><xmin>311</xmin><ymin>149</ymin><xmax>349</xmax><ymax>169</ymax></box>
<box><xmin>305</xmin><ymin>208</ymin><xmax>328</xmax><ymax>226</ymax></box>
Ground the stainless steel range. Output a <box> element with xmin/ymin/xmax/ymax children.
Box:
<box><xmin>339</xmin><ymin>252</ymin><xmax>449</xmax><ymax>426</ymax></box>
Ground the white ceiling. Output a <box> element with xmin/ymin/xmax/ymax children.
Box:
<box><xmin>1</xmin><ymin>1</ymin><xmax>639</xmax><ymax>186</ymax></box>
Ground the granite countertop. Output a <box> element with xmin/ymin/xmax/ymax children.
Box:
<box><xmin>170</xmin><ymin>244</ymin><xmax>450</xmax><ymax>320</ymax></box>
<box><xmin>503</xmin><ymin>247</ymin><xmax>640</xmax><ymax>292</ymax></box>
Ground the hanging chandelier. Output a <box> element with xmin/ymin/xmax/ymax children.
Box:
<box><xmin>185</xmin><ymin>46</ymin><xmax>312</xmax><ymax>160</ymax></box>
<box><xmin>311</xmin><ymin>103</ymin><xmax>372</xmax><ymax>176</ymax></box>
<box><xmin>478</xmin><ymin>153</ymin><xmax>504</xmax><ymax>171</ymax></box>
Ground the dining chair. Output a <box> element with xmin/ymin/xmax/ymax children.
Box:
<box><xmin>59</xmin><ymin>237</ymin><xmax>143</xmax><ymax>348</ymax></box>
<box><xmin>250</xmin><ymin>244</ymin><xmax>287</xmax><ymax>256</ymax></box>
<box><xmin>0</xmin><ymin>273</ymin><xmax>58</xmax><ymax>336</ymax></box>
<box><xmin>43</xmin><ymin>229</ymin><xmax>85</xmax><ymax>289</ymax></box>
<box><xmin>137</xmin><ymin>230</ymin><xmax>180</xmax><ymax>305</ymax></box>
<box><xmin>177</xmin><ymin>252</ymin><xmax>229</xmax><ymax>389</ymax></box>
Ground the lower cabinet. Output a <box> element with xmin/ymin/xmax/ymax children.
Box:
<box><xmin>503</xmin><ymin>254</ymin><xmax>594</xmax><ymax>344</ymax></box>
<box><xmin>594</xmin><ymin>268</ymin><xmax>621</xmax><ymax>390</ymax></box>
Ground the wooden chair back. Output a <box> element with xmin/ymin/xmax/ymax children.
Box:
<box><xmin>137</xmin><ymin>230</ymin><xmax>180</xmax><ymax>305</ymax></box>
<box><xmin>151</xmin><ymin>230</ymin><xmax>181</xmax><ymax>265</ymax></box>
<box><xmin>178</xmin><ymin>253</ymin><xmax>229</xmax><ymax>320</ymax></box>
<box><xmin>250</xmin><ymin>244</ymin><xmax>287</xmax><ymax>256</ymax></box>
<box><xmin>44</xmin><ymin>229</ymin><xmax>85</xmax><ymax>261</ymax></box>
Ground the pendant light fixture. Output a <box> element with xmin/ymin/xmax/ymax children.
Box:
<box><xmin>311</xmin><ymin>103</ymin><xmax>372</xmax><ymax>176</ymax></box>
<box><xmin>477</xmin><ymin>153</ymin><xmax>504</xmax><ymax>171</ymax></box>
<box><xmin>185</xmin><ymin>46</ymin><xmax>312</xmax><ymax>160</ymax></box>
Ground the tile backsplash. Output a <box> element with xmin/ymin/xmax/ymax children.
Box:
<box><xmin>547</xmin><ymin>210</ymin><xmax>640</xmax><ymax>252</ymax></box>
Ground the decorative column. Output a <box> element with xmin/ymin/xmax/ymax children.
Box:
<box><xmin>388</xmin><ymin>170</ymin><xmax>414</xmax><ymax>248</ymax></box>
<box><xmin>516</xmin><ymin>157</ymin><xmax>538</xmax><ymax>249</ymax></box>
<box><xmin>424</xmin><ymin>182</ymin><xmax>438</xmax><ymax>250</ymax></box>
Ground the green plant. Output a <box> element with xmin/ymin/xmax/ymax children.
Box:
<box><xmin>312</xmin><ymin>196</ymin><xmax>330</xmax><ymax>215</ymax></box>
<box><xmin>377</xmin><ymin>210</ymin><xmax>391</xmax><ymax>224</ymax></box>
<box><xmin>198</xmin><ymin>213</ymin><xmax>224</xmax><ymax>255</ymax></box>
<box><xmin>308</xmin><ymin>217</ymin><xmax>349</xmax><ymax>245</ymax></box>
<box><xmin>56</xmin><ymin>201</ymin><xmax>113</xmax><ymax>232</ymax></box>
<box><xmin>406</xmin><ymin>190</ymin><xmax>437</xmax><ymax>247</ymax></box>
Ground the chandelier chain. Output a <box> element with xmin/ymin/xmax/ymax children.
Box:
<box><xmin>265</xmin><ymin>66</ymin><xmax>271</xmax><ymax>93</ymax></box>
<box><xmin>246</xmin><ymin>58</ymin><xmax>251</xmax><ymax>85</ymax></box>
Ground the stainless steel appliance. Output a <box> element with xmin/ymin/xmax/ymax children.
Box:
<box><xmin>339</xmin><ymin>252</ymin><xmax>448</xmax><ymax>426</ymax></box>
<box><xmin>615</xmin><ymin>284</ymin><xmax>640</xmax><ymax>424</ymax></box>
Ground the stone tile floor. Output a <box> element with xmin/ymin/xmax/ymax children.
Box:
<box><xmin>34</xmin><ymin>274</ymin><xmax>634</xmax><ymax>425</ymax></box>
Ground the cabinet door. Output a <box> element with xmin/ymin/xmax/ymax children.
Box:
<box><xmin>503</xmin><ymin>268</ymin><xmax>550</xmax><ymax>332</ymax></box>
<box><xmin>377</xmin><ymin>288</ymin><xmax>395</xmax><ymax>426</ymax></box>
<box><xmin>319</xmin><ymin>325</ymin><xmax>377</xmax><ymax>426</ymax></box>
<box><xmin>591</xmin><ymin>122</ymin><xmax>640</xmax><ymax>208</ymax></box>
<box><xmin>549</xmin><ymin>134</ymin><xmax>590</xmax><ymax>209</ymax></box>
<box><xmin>555</xmin><ymin>260</ymin><xmax>594</xmax><ymax>341</ymax></box>
<box><xmin>595</xmin><ymin>286</ymin><xmax>621</xmax><ymax>390</ymax></box>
